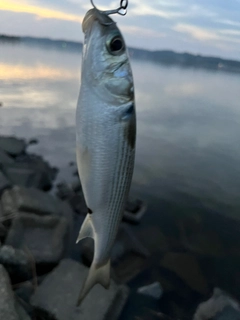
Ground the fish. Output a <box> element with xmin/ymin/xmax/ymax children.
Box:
<box><xmin>75</xmin><ymin>7</ymin><xmax>136</xmax><ymax>305</ymax></box>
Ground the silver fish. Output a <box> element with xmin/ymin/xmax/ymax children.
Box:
<box><xmin>75</xmin><ymin>7</ymin><xmax>136</xmax><ymax>304</ymax></box>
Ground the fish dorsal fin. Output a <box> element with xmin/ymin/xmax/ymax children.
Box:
<box><xmin>76</xmin><ymin>213</ymin><xmax>95</xmax><ymax>243</ymax></box>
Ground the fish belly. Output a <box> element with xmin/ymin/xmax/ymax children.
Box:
<box><xmin>76</xmin><ymin>95</ymin><xmax>135</xmax><ymax>263</ymax></box>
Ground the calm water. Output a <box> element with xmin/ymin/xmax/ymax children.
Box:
<box><xmin>1</xmin><ymin>42</ymin><xmax>240</xmax><ymax>315</ymax></box>
<box><xmin>1</xmin><ymin>43</ymin><xmax>240</xmax><ymax>218</ymax></box>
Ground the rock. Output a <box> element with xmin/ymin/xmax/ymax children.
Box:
<box><xmin>0</xmin><ymin>170</ymin><xmax>11</xmax><ymax>194</ymax></box>
<box><xmin>82</xmin><ymin>223</ymin><xmax>149</xmax><ymax>283</ymax></box>
<box><xmin>1</xmin><ymin>163</ymin><xmax>43</xmax><ymax>189</ymax></box>
<box><xmin>0</xmin><ymin>245</ymin><xmax>32</xmax><ymax>283</ymax></box>
<box><xmin>59</xmin><ymin>201</ymin><xmax>74</xmax><ymax>228</ymax></box>
<box><xmin>0</xmin><ymin>221</ymin><xmax>7</xmax><ymax>240</ymax></box>
<box><xmin>2</xmin><ymin>152</ymin><xmax>58</xmax><ymax>190</ymax></box>
<box><xmin>214</xmin><ymin>306</ymin><xmax>240</xmax><ymax>320</ymax></box>
<box><xmin>1</xmin><ymin>186</ymin><xmax>62</xmax><ymax>217</ymax></box>
<box><xmin>137</xmin><ymin>282</ymin><xmax>163</xmax><ymax>299</ymax></box>
<box><xmin>58</xmin><ymin>201</ymin><xmax>74</xmax><ymax>257</ymax></box>
<box><xmin>0</xmin><ymin>148</ymin><xmax>15</xmax><ymax>165</ymax></box>
<box><xmin>11</xmin><ymin>153</ymin><xmax>58</xmax><ymax>190</ymax></box>
<box><xmin>15</xmin><ymin>300</ymin><xmax>31</xmax><ymax>320</ymax></box>
<box><xmin>160</xmin><ymin>252</ymin><xmax>209</xmax><ymax>295</ymax></box>
<box><xmin>16</xmin><ymin>154</ymin><xmax>58</xmax><ymax>181</ymax></box>
<box><xmin>5</xmin><ymin>214</ymin><xmax>68</xmax><ymax>265</ymax></box>
<box><xmin>73</xmin><ymin>169</ymin><xmax>78</xmax><ymax>177</ymax></box>
<box><xmin>68</xmin><ymin>192</ymin><xmax>87</xmax><ymax>215</ymax></box>
<box><xmin>27</xmin><ymin>138</ymin><xmax>38</xmax><ymax>146</ymax></box>
<box><xmin>71</xmin><ymin>178</ymin><xmax>82</xmax><ymax>193</ymax></box>
<box><xmin>56</xmin><ymin>182</ymin><xmax>72</xmax><ymax>200</ymax></box>
<box><xmin>193</xmin><ymin>288</ymin><xmax>240</xmax><ymax>320</ymax></box>
<box><xmin>0</xmin><ymin>264</ymin><xmax>20</xmax><ymax>320</ymax></box>
<box><xmin>31</xmin><ymin>259</ymin><xmax>129</xmax><ymax>320</ymax></box>
<box><xmin>123</xmin><ymin>198</ymin><xmax>147</xmax><ymax>223</ymax></box>
<box><xmin>14</xmin><ymin>282</ymin><xmax>34</xmax><ymax>304</ymax></box>
<box><xmin>0</xmin><ymin>136</ymin><xmax>26</xmax><ymax>156</ymax></box>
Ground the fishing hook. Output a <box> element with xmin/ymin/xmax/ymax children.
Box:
<box><xmin>90</xmin><ymin>0</ymin><xmax>128</xmax><ymax>16</ymax></box>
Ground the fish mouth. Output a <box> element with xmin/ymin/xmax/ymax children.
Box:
<box><xmin>82</xmin><ymin>8</ymin><xmax>115</xmax><ymax>33</ymax></box>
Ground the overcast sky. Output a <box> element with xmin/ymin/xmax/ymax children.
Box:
<box><xmin>1</xmin><ymin>0</ymin><xmax>240</xmax><ymax>60</ymax></box>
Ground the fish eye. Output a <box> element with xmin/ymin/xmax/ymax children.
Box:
<box><xmin>107</xmin><ymin>35</ymin><xmax>125</xmax><ymax>55</ymax></box>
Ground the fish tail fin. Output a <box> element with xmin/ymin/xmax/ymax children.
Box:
<box><xmin>76</xmin><ymin>259</ymin><xmax>111</xmax><ymax>306</ymax></box>
<box><xmin>76</xmin><ymin>213</ymin><xmax>94</xmax><ymax>243</ymax></box>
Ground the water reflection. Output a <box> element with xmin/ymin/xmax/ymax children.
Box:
<box><xmin>0</xmin><ymin>63</ymin><xmax>78</xmax><ymax>80</ymax></box>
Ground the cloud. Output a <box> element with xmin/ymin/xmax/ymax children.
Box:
<box><xmin>215</xmin><ymin>19</ymin><xmax>240</xmax><ymax>28</ymax></box>
<box><xmin>130</xmin><ymin>0</ymin><xmax>187</xmax><ymax>19</ymax></box>
<box><xmin>121</xmin><ymin>25</ymin><xmax>165</xmax><ymax>39</ymax></box>
<box><xmin>0</xmin><ymin>0</ymin><xmax>83</xmax><ymax>22</ymax></box>
<box><xmin>219</xmin><ymin>29</ymin><xmax>240</xmax><ymax>36</ymax></box>
<box><xmin>173</xmin><ymin>23</ymin><xmax>240</xmax><ymax>48</ymax></box>
<box><xmin>0</xmin><ymin>10</ymin><xmax>83</xmax><ymax>41</ymax></box>
<box><xmin>173</xmin><ymin>24</ymin><xmax>219</xmax><ymax>41</ymax></box>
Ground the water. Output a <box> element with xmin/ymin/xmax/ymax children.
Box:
<box><xmin>1</xmin><ymin>42</ymin><xmax>240</xmax><ymax>317</ymax></box>
<box><xmin>1</xmin><ymin>43</ymin><xmax>240</xmax><ymax>218</ymax></box>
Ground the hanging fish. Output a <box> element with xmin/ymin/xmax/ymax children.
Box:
<box><xmin>75</xmin><ymin>0</ymin><xmax>136</xmax><ymax>305</ymax></box>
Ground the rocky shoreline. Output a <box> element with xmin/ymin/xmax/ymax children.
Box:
<box><xmin>0</xmin><ymin>135</ymin><xmax>240</xmax><ymax>320</ymax></box>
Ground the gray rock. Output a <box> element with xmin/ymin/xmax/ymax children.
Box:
<box><xmin>0</xmin><ymin>170</ymin><xmax>11</xmax><ymax>194</ymax></box>
<box><xmin>82</xmin><ymin>223</ymin><xmax>149</xmax><ymax>283</ymax></box>
<box><xmin>193</xmin><ymin>288</ymin><xmax>240</xmax><ymax>320</ymax></box>
<box><xmin>214</xmin><ymin>306</ymin><xmax>240</xmax><ymax>320</ymax></box>
<box><xmin>0</xmin><ymin>148</ymin><xmax>15</xmax><ymax>165</ymax></box>
<box><xmin>60</xmin><ymin>201</ymin><xmax>74</xmax><ymax>229</ymax></box>
<box><xmin>0</xmin><ymin>245</ymin><xmax>32</xmax><ymax>282</ymax></box>
<box><xmin>15</xmin><ymin>154</ymin><xmax>58</xmax><ymax>186</ymax></box>
<box><xmin>56</xmin><ymin>182</ymin><xmax>72</xmax><ymax>200</ymax></box>
<box><xmin>2</xmin><ymin>163</ymin><xmax>43</xmax><ymax>189</ymax></box>
<box><xmin>27</xmin><ymin>138</ymin><xmax>39</xmax><ymax>146</ymax></box>
<box><xmin>14</xmin><ymin>282</ymin><xmax>34</xmax><ymax>304</ymax></box>
<box><xmin>0</xmin><ymin>136</ymin><xmax>26</xmax><ymax>156</ymax></box>
<box><xmin>123</xmin><ymin>198</ymin><xmax>147</xmax><ymax>223</ymax></box>
<box><xmin>1</xmin><ymin>186</ymin><xmax>62</xmax><ymax>217</ymax></box>
<box><xmin>15</xmin><ymin>301</ymin><xmax>31</xmax><ymax>320</ymax></box>
<box><xmin>215</xmin><ymin>306</ymin><xmax>240</xmax><ymax>320</ymax></box>
<box><xmin>0</xmin><ymin>264</ymin><xmax>20</xmax><ymax>320</ymax></box>
<box><xmin>68</xmin><ymin>192</ymin><xmax>87</xmax><ymax>215</ymax></box>
<box><xmin>0</xmin><ymin>153</ymin><xmax>58</xmax><ymax>190</ymax></box>
<box><xmin>0</xmin><ymin>200</ymin><xmax>8</xmax><ymax>239</ymax></box>
<box><xmin>31</xmin><ymin>259</ymin><xmax>129</xmax><ymax>320</ymax></box>
<box><xmin>0</xmin><ymin>221</ymin><xmax>7</xmax><ymax>239</ymax></box>
<box><xmin>71</xmin><ymin>178</ymin><xmax>82</xmax><ymax>193</ymax></box>
<box><xmin>137</xmin><ymin>282</ymin><xmax>163</xmax><ymax>299</ymax></box>
<box><xmin>5</xmin><ymin>214</ymin><xmax>68</xmax><ymax>265</ymax></box>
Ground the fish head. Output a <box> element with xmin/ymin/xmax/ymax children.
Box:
<box><xmin>81</xmin><ymin>9</ymin><xmax>134</xmax><ymax>105</ymax></box>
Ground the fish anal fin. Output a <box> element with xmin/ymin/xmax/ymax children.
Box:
<box><xmin>77</xmin><ymin>259</ymin><xmax>111</xmax><ymax>306</ymax></box>
<box><xmin>76</xmin><ymin>214</ymin><xmax>94</xmax><ymax>243</ymax></box>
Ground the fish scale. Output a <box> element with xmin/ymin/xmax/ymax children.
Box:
<box><xmin>75</xmin><ymin>7</ymin><xmax>136</xmax><ymax>304</ymax></box>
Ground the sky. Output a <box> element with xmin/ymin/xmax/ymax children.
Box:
<box><xmin>0</xmin><ymin>0</ymin><xmax>240</xmax><ymax>60</ymax></box>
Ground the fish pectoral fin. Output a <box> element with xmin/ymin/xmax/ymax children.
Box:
<box><xmin>77</xmin><ymin>259</ymin><xmax>111</xmax><ymax>306</ymax></box>
<box><xmin>76</xmin><ymin>214</ymin><xmax>94</xmax><ymax>243</ymax></box>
